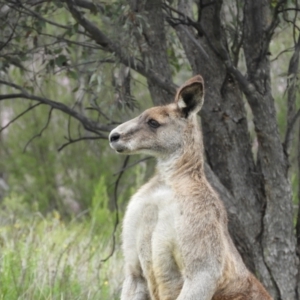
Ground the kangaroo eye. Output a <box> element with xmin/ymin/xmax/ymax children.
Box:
<box><xmin>147</xmin><ymin>119</ymin><xmax>160</xmax><ymax>128</ymax></box>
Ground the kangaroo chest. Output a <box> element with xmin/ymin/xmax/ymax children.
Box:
<box><xmin>122</xmin><ymin>183</ymin><xmax>184</xmax><ymax>299</ymax></box>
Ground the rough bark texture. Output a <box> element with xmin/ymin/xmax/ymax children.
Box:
<box><xmin>242</xmin><ymin>2</ymin><xmax>298</xmax><ymax>299</ymax></box>
<box><xmin>287</xmin><ymin>32</ymin><xmax>300</xmax><ymax>300</ymax></box>
<box><xmin>127</xmin><ymin>0</ymin><xmax>173</xmax><ymax>105</ymax></box>
<box><xmin>175</xmin><ymin>0</ymin><xmax>274</xmax><ymax>294</ymax></box>
<box><xmin>298</xmin><ymin>121</ymin><xmax>300</xmax><ymax>299</ymax></box>
<box><xmin>170</xmin><ymin>0</ymin><xmax>298</xmax><ymax>299</ymax></box>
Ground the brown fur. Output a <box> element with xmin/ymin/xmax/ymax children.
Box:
<box><xmin>109</xmin><ymin>75</ymin><xmax>273</xmax><ymax>300</ymax></box>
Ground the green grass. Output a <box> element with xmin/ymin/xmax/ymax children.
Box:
<box><xmin>0</xmin><ymin>212</ymin><xmax>123</xmax><ymax>300</ymax></box>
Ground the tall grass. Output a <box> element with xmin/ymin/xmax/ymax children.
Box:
<box><xmin>0</xmin><ymin>210</ymin><xmax>123</xmax><ymax>300</ymax></box>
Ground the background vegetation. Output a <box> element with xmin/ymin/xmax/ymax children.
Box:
<box><xmin>0</xmin><ymin>0</ymin><xmax>300</xmax><ymax>299</ymax></box>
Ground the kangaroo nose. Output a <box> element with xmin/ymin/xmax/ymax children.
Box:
<box><xmin>110</xmin><ymin>132</ymin><xmax>120</xmax><ymax>143</ymax></box>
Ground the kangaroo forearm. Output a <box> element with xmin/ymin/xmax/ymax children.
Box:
<box><xmin>121</xmin><ymin>276</ymin><xmax>149</xmax><ymax>300</ymax></box>
<box><xmin>176</xmin><ymin>274</ymin><xmax>216</xmax><ymax>300</ymax></box>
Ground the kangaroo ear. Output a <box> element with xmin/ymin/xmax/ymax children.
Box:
<box><xmin>175</xmin><ymin>75</ymin><xmax>204</xmax><ymax>118</ymax></box>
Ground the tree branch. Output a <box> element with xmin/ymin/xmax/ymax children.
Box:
<box><xmin>297</xmin><ymin>121</ymin><xmax>300</xmax><ymax>296</ymax></box>
<box><xmin>0</xmin><ymin>93</ymin><xmax>26</xmax><ymax>100</ymax></box>
<box><xmin>64</xmin><ymin>0</ymin><xmax>114</xmax><ymax>50</ymax></box>
<box><xmin>100</xmin><ymin>155</ymin><xmax>130</xmax><ymax>263</ymax></box>
<box><xmin>284</xmin><ymin>109</ymin><xmax>300</xmax><ymax>156</ymax></box>
<box><xmin>0</xmin><ymin>80</ymin><xmax>113</xmax><ymax>134</ymax></box>
<box><xmin>113</xmin><ymin>157</ymin><xmax>152</xmax><ymax>175</ymax></box>
<box><xmin>177</xmin><ymin>24</ymin><xmax>209</xmax><ymax>60</ymax></box>
<box><xmin>64</xmin><ymin>0</ymin><xmax>177</xmax><ymax>95</ymax></box>
<box><xmin>10</xmin><ymin>1</ymin><xmax>72</xmax><ymax>30</ymax></box>
<box><xmin>265</xmin><ymin>0</ymin><xmax>287</xmax><ymax>48</ymax></box>
<box><xmin>0</xmin><ymin>102</ymin><xmax>42</xmax><ymax>132</ymax></box>
<box><xmin>242</xmin><ymin>2</ymin><xmax>298</xmax><ymax>298</ymax></box>
<box><xmin>61</xmin><ymin>0</ymin><xmax>105</xmax><ymax>14</ymax></box>
<box><xmin>23</xmin><ymin>107</ymin><xmax>53</xmax><ymax>152</ymax></box>
<box><xmin>57</xmin><ymin>135</ymin><xmax>106</xmax><ymax>152</ymax></box>
<box><xmin>162</xmin><ymin>2</ymin><xmax>204</xmax><ymax>36</ymax></box>
<box><xmin>283</xmin><ymin>35</ymin><xmax>300</xmax><ymax>155</ymax></box>
<box><xmin>165</xmin><ymin>2</ymin><xmax>254</xmax><ymax>97</ymax></box>
<box><xmin>0</xmin><ymin>12</ymin><xmax>19</xmax><ymax>52</ymax></box>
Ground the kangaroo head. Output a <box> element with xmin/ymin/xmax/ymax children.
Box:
<box><xmin>109</xmin><ymin>75</ymin><xmax>204</xmax><ymax>158</ymax></box>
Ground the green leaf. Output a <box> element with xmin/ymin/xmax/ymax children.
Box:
<box><xmin>72</xmin><ymin>86</ymin><xmax>79</xmax><ymax>93</ymax></box>
<box><xmin>54</xmin><ymin>48</ymin><xmax>63</xmax><ymax>54</ymax></box>
<box><xmin>53</xmin><ymin>0</ymin><xmax>64</xmax><ymax>8</ymax></box>
<box><xmin>68</xmin><ymin>70</ymin><xmax>78</xmax><ymax>80</ymax></box>
<box><xmin>55</xmin><ymin>55</ymin><xmax>67</xmax><ymax>67</ymax></box>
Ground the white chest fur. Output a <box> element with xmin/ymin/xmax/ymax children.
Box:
<box><xmin>122</xmin><ymin>180</ymin><xmax>184</xmax><ymax>298</ymax></box>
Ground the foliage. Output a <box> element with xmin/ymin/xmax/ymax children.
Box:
<box><xmin>0</xmin><ymin>195</ymin><xmax>123</xmax><ymax>300</ymax></box>
<box><xmin>90</xmin><ymin>176</ymin><xmax>113</xmax><ymax>235</ymax></box>
<box><xmin>0</xmin><ymin>0</ymin><xmax>300</xmax><ymax>298</ymax></box>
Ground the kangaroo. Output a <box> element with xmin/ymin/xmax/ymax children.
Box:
<box><xmin>109</xmin><ymin>75</ymin><xmax>272</xmax><ymax>300</ymax></box>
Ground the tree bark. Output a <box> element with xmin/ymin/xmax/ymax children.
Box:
<box><xmin>127</xmin><ymin>0</ymin><xmax>173</xmax><ymax>105</ymax></box>
<box><xmin>174</xmin><ymin>0</ymin><xmax>275</xmax><ymax>293</ymax></box>
<box><xmin>297</xmin><ymin>120</ymin><xmax>300</xmax><ymax>298</ymax></box>
<box><xmin>242</xmin><ymin>1</ymin><xmax>298</xmax><ymax>299</ymax></box>
<box><xmin>168</xmin><ymin>0</ymin><xmax>299</xmax><ymax>298</ymax></box>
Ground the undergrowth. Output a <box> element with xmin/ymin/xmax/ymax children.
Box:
<box><xmin>0</xmin><ymin>185</ymin><xmax>124</xmax><ymax>300</ymax></box>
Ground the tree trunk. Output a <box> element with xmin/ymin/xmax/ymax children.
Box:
<box><xmin>144</xmin><ymin>0</ymin><xmax>299</xmax><ymax>299</ymax></box>
<box><xmin>127</xmin><ymin>0</ymin><xmax>174</xmax><ymax>105</ymax></box>
<box><xmin>242</xmin><ymin>1</ymin><xmax>298</xmax><ymax>298</ymax></box>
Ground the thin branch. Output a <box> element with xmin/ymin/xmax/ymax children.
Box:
<box><xmin>282</xmin><ymin>11</ymin><xmax>300</xmax><ymax>36</ymax></box>
<box><xmin>0</xmin><ymin>13</ymin><xmax>19</xmax><ymax>52</ymax></box>
<box><xmin>65</xmin><ymin>0</ymin><xmax>113</xmax><ymax>50</ymax></box>
<box><xmin>162</xmin><ymin>2</ymin><xmax>204</xmax><ymax>36</ymax></box>
<box><xmin>23</xmin><ymin>107</ymin><xmax>53</xmax><ymax>152</ymax></box>
<box><xmin>278</xmin><ymin>8</ymin><xmax>300</xmax><ymax>13</ymax></box>
<box><xmin>34</xmin><ymin>31</ymin><xmax>103</xmax><ymax>50</ymax></box>
<box><xmin>16</xmin><ymin>3</ymin><xmax>72</xmax><ymax>30</ymax></box>
<box><xmin>6</xmin><ymin>0</ymin><xmax>87</xmax><ymax>36</ymax></box>
<box><xmin>57</xmin><ymin>135</ymin><xmax>106</xmax><ymax>152</ymax></box>
<box><xmin>0</xmin><ymin>103</ymin><xmax>42</xmax><ymax>132</ymax></box>
<box><xmin>100</xmin><ymin>155</ymin><xmax>130</xmax><ymax>263</ymax></box>
<box><xmin>164</xmin><ymin>2</ymin><xmax>253</xmax><ymax>96</ymax></box>
<box><xmin>265</xmin><ymin>0</ymin><xmax>288</xmax><ymax>48</ymax></box>
<box><xmin>284</xmin><ymin>109</ymin><xmax>300</xmax><ymax>155</ymax></box>
<box><xmin>113</xmin><ymin>156</ymin><xmax>152</xmax><ymax>175</ymax></box>
<box><xmin>291</xmin><ymin>0</ymin><xmax>299</xmax><ymax>45</ymax></box>
<box><xmin>53</xmin><ymin>59</ymin><xmax>115</xmax><ymax>75</ymax></box>
<box><xmin>61</xmin><ymin>0</ymin><xmax>105</xmax><ymax>14</ymax></box>
<box><xmin>271</xmin><ymin>47</ymin><xmax>294</xmax><ymax>62</ymax></box>
<box><xmin>0</xmin><ymin>93</ymin><xmax>26</xmax><ymax>100</ymax></box>
<box><xmin>85</xmin><ymin>106</ymin><xmax>119</xmax><ymax>125</ymax></box>
<box><xmin>65</xmin><ymin>0</ymin><xmax>177</xmax><ymax>95</ymax></box>
<box><xmin>67</xmin><ymin>111</ymin><xmax>73</xmax><ymax>149</ymax></box>
<box><xmin>0</xmin><ymin>80</ymin><xmax>27</xmax><ymax>92</ymax></box>
<box><xmin>283</xmin><ymin>34</ymin><xmax>300</xmax><ymax>155</ymax></box>
<box><xmin>0</xmin><ymin>80</ymin><xmax>114</xmax><ymax>134</ymax></box>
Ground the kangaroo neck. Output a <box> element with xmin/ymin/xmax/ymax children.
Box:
<box><xmin>156</xmin><ymin>121</ymin><xmax>204</xmax><ymax>184</ymax></box>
